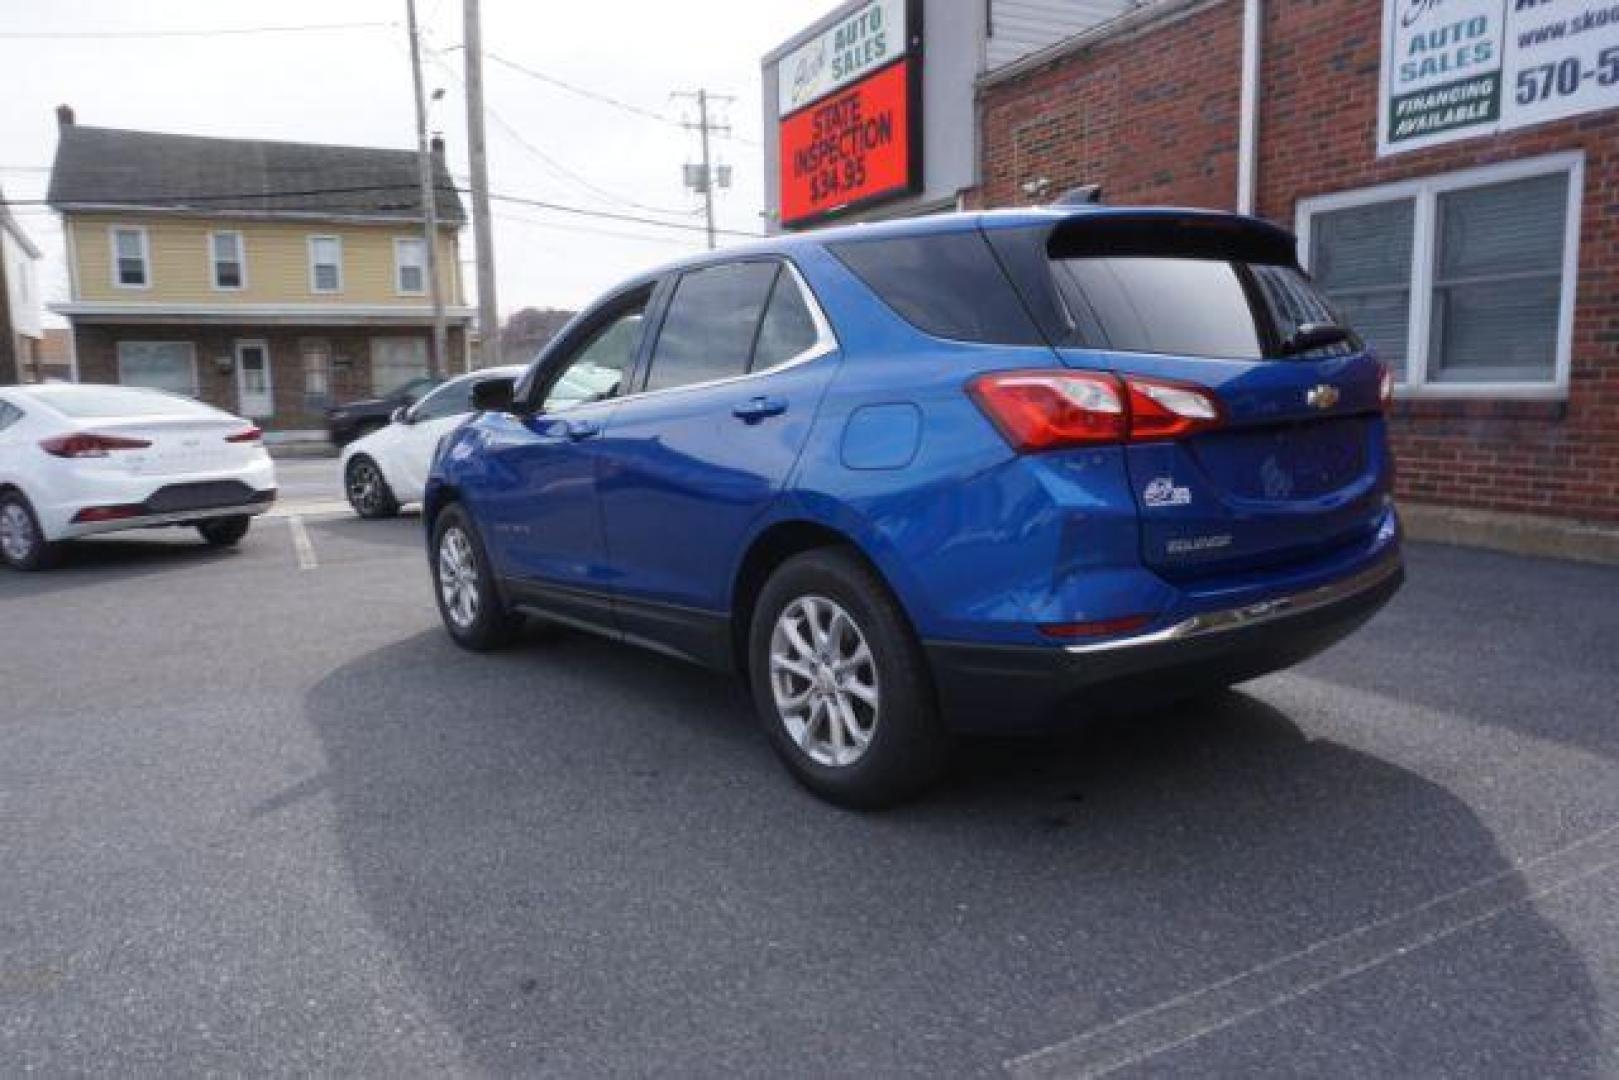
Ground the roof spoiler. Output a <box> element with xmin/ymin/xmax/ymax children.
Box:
<box><xmin>1046</xmin><ymin>211</ymin><xmax>1298</xmax><ymax>266</ymax></box>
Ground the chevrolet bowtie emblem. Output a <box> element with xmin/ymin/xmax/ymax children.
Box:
<box><xmin>1306</xmin><ymin>384</ymin><xmax>1340</xmax><ymax>410</ymax></box>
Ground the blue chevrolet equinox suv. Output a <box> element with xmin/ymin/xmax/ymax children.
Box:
<box><xmin>426</xmin><ymin>206</ymin><xmax>1403</xmax><ymax>807</ymax></box>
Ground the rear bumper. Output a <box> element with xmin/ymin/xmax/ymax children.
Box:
<box><xmin>55</xmin><ymin>487</ymin><xmax>276</xmax><ymax>538</ymax></box>
<box><xmin>925</xmin><ymin>551</ymin><xmax>1403</xmax><ymax>734</ymax></box>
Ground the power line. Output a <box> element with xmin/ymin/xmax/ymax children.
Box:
<box><xmin>0</xmin><ymin>21</ymin><xmax>393</xmax><ymax>40</ymax></box>
<box><xmin>483</xmin><ymin>52</ymin><xmax>683</xmax><ymax>130</ymax></box>
<box><xmin>412</xmin><ymin>31</ymin><xmax>692</xmax><ymax>221</ymax></box>
<box><xmin>488</xmin><ymin>191</ymin><xmax>761</xmax><ymax>240</ymax></box>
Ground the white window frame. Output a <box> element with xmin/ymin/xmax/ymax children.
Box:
<box><xmin>307</xmin><ymin>234</ymin><xmax>344</xmax><ymax>295</ymax></box>
<box><xmin>1297</xmin><ymin>152</ymin><xmax>1583</xmax><ymax>401</ymax></box>
<box><xmin>116</xmin><ymin>341</ymin><xmax>198</xmax><ymax>397</ymax></box>
<box><xmin>393</xmin><ymin>236</ymin><xmax>428</xmax><ymax>296</ymax></box>
<box><xmin>208</xmin><ymin>230</ymin><xmax>247</xmax><ymax>292</ymax></box>
<box><xmin>108</xmin><ymin>225</ymin><xmax>151</xmax><ymax>290</ymax></box>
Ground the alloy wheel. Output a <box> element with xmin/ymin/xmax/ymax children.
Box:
<box><xmin>347</xmin><ymin>460</ymin><xmax>382</xmax><ymax>514</ymax></box>
<box><xmin>437</xmin><ymin>526</ymin><xmax>481</xmax><ymax>630</ymax></box>
<box><xmin>0</xmin><ymin>503</ymin><xmax>36</xmax><ymax>564</ymax></box>
<box><xmin>769</xmin><ymin>595</ymin><xmax>880</xmax><ymax>767</ymax></box>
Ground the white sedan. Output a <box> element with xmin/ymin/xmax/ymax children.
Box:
<box><xmin>340</xmin><ymin>365</ymin><xmax>530</xmax><ymax>518</ymax></box>
<box><xmin>0</xmin><ymin>384</ymin><xmax>278</xmax><ymax>570</ymax></box>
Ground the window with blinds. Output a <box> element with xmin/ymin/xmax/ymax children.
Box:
<box><xmin>1301</xmin><ymin>156</ymin><xmax>1580</xmax><ymax>395</ymax></box>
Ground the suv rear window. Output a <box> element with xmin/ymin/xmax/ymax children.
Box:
<box><xmin>1051</xmin><ymin>257</ymin><xmax>1350</xmax><ymax>360</ymax></box>
<box><xmin>828</xmin><ymin>231</ymin><xmax>1043</xmax><ymax>345</ymax></box>
<box><xmin>985</xmin><ymin>215</ymin><xmax>1358</xmax><ymax>360</ymax></box>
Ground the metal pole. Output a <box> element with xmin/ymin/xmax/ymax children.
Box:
<box><xmin>1236</xmin><ymin>0</ymin><xmax>1263</xmax><ymax>216</ymax></box>
<box><xmin>697</xmin><ymin>89</ymin><xmax>716</xmax><ymax>251</ymax></box>
<box><xmin>463</xmin><ymin>0</ymin><xmax>499</xmax><ymax>368</ymax></box>
<box><xmin>406</xmin><ymin>0</ymin><xmax>448</xmax><ymax>378</ymax></box>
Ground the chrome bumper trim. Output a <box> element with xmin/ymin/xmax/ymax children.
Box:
<box><xmin>1065</xmin><ymin>554</ymin><xmax>1403</xmax><ymax>656</ymax></box>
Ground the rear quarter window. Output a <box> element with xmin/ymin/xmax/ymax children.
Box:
<box><xmin>828</xmin><ymin>231</ymin><xmax>1044</xmax><ymax>345</ymax></box>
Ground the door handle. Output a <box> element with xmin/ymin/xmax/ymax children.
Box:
<box><xmin>732</xmin><ymin>396</ymin><xmax>788</xmax><ymax>424</ymax></box>
<box><xmin>564</xmin><ymin>418</ymin><xmax>603</xmax><ymax>441</ymax></box>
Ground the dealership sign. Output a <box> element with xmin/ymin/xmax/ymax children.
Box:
<box><xmin>1380</xmin><ymin>0</ymin><xmax>1619</xmax><ymax>155</ymax></box>
<box><xmin>777</xmin><ymin>0</ymin><xmax>921</xmax><ymax>228</ymax></box>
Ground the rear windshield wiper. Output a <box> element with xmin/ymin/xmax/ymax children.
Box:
<box><xmin>1279</xmin><ymin>322</ymin><xmax>1351</xmax><ymax>356</ymax></box>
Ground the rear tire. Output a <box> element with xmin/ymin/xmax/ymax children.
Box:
<box><xmin>431</xmin><ymin>503</ymin><xmax>524</xmax><ymax>651</ymax></box>
<box><xmin>345</xmin><ymin>455</ymin><xmax>399</xmax><ymax>519</ymax></box>
<box><xmin>197</xmin><ymin>515</ymin><xmax>251</xmax><ymax>547</ymax></box>
<box><xmin>748</xmin><ymin>547</ymin><xmax>950</xmax><ymax>809</ymax></box>
<box><xmin>0</xmin><ymin>492</ymin><xmax>55</xmax><ymax>571</ymax></box>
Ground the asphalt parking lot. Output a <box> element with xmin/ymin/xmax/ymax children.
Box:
<box><xmin>2</xmin><ymin>462</ymin><xmax>1617</xmax><ymax>1077</ymax></box>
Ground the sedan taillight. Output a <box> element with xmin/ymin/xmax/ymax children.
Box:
<box><xmin>39</xmin><ymin>433</ymin><xmax>152</xmax><ymax>458</ymax></box>
<box><xmin>967</xmin><ymin>370</ymin><xmax>1222</xmax><ymax>452</ymax></box>
<box><xmin>225</xmin><ymin>427</ymin><xmax>263</xmax><ymax>444</ymax></box>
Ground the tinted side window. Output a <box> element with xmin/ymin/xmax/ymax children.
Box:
<box><xmin>0</xmin><ymin>401</ymin><xmax>21</xmax><ymax>431</ymax></box>
<box><xmin>751</xmin><ymin>269</ymin><xmax>821</xmax><ymax>370</ymax></box>
<box><xmin>646</xmin><ymin>262</ymin><xmax>778</xmax><ymax>392</ymax></box>
<box><xmin>829</xmin><ymin>232</ymin><xmax>1043</xmax><ymax>345</ymax></box>
<box><xmin>411</xmin><ymin>378</ymin><xmax>474</xmax><ymax>421</ymax></box>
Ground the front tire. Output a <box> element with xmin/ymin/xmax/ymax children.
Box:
<box><xmin>345</xmin><ymin>455</ymin><xmax>399</xmax><ymax>519</ymax></box>
<box><xmin>197</xmin><ymin>515</ymin><xmax>251</xmax><ymax>547</ymax></box>
<box><xmin>431</xmin><ymin>504</ymin><xmax>524</xmax><ymax>650</ymax></box>
<box><xmin>748</xmin><ymin>547</ymin><xmax>950</xmax><ymax>808</ymax></box>
<box><xmin>0</xmin><ymin>492</ymin><xmax>56</xmax><ymax>571</ymax></box>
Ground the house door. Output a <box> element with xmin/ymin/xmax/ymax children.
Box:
<box><xmin>235</xmin><ymin>340</ymin><xmax>274</xmax><ymax>418</ymax></box>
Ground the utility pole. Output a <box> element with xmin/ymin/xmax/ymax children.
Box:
<box><xmin>406</xmin><ymin>0</ymin><xmax>448</xmax><ymax>378</ymax></box>
<box><xmin>675</xmin><ymin>90</ymin><xmax>732</xmax><ymax>251</ymax></box>
<box><xmin>462</xmin><ymin>0</ymin><xmax>499</xmax><ymax>368</ymax></box>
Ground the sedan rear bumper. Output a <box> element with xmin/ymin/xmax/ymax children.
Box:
<box><xmin>59</xmin><ymin>488</ymin><xmax>277</xmax><ymax>538</ymax></box>
<box><xmin>926</xmin><ymin>552</ymin><xmax>1403</xmax><ymax>734</ymax></box>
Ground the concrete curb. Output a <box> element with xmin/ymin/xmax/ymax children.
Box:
<box><xmin>1401</xmin><ymin>502</ymin><xmax>1619</xmax><ymax>567</ymax></box>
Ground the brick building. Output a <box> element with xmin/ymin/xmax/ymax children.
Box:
<box><xmin>977</xmin><ymin>0</ymin><xmax>1618</xmax><ymax>527</ymax></box>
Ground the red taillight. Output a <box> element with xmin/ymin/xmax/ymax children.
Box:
<box><xmin>967</xmin><ymin>370</ymin><xmax>1222</xmax><ymax>452</ymax></box>
<box><xmin>966</xmin><ymin>371</ymin><xmax>1126</xmax><ymax>451</ymax></box>
<box><xmin>39</xmin><ymin>433</ymin><xmax>152</xmax><ymax>458</ymax></box>
<box><xmin>225</xmin><ymin>427</ymin><xmax>263</xmax><ymax>444</ymax></box>
<box><xmin>1124</xmin><ymin>376</ymin><xmax>1223</xmax><ymax>440</ymax></box>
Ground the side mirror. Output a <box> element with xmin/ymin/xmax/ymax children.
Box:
<box><xmin>391</xmin><ymin>405</ymin><xmax>412</xmax><ymax>425</ymax></box>
<box><xmin>473</xmin><ymin>377</ymin><xmax>516</xmax><ymax>413</ymax></box>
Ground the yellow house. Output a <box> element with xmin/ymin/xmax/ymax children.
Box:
<box><xmin>47</xmin><ymin>107</ymin><xmax>474</xmax><ymax>434</ymax></box>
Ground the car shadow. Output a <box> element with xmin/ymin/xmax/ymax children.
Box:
<box><xmin>294</xmin><ymin>629</ymin><xmax>1602</xmax><ymax>1076</ymax></box>
<box><xmin>0</xmin><ymin>530</ymin><xmax>244</xmax><ymax>597</ymax></box>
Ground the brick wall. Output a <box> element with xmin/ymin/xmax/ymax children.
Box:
<box><xmin>977</xmin><ymin>0</ymin><xmax>1619</xmax><ymax>523</ymax></box>
<box><xmin>1258</xmin><ymin>1</ymin><xmax>1619</xmax><ymax>523</ymax></box>
<box><xmin>979</xmin><ymin>0</ymin><xmax>1242</xmax><ymax>210</ymax></box>
<box><xmin>72</xmin><ymin>325</ymin><xmax>466</xmax><ymax>432</ymax></box>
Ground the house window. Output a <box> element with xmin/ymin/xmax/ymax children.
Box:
<box><xmin>117</xmin><ymin>342</ymin><xmax>197</xmax><ymax>396</ymax></box>
<box><xmin>370</xmin><ymin>337</ymin><xmax>429</xmax><ymax>395</ymax></box>
<box><xmin>394</xmin><ymin>237</ymin><xmax>427</xmax><ymax>295</ymax></box>
<box><xmin>110</xmin><ymin>226</ymin><xmax>150</xmax><ymax>288</ymax></box>
<box><xmin>210</xmin><ymin>231</ymin><xmax>246</xmax><ymax>290</ymax></box>
<box><xmin>1299</xmin><ymin>153</ymin><xmax>1582</xmax><ymax>398</ymax></box>
<box><xmin>301</xmin><ymin>338</ymin><xmax>332</xmax><ymax>405</ymax></box>
<box><xmin>308</xmin><ymin>235</ymin><xmax>343</xmax><ymax>293</ymax></box>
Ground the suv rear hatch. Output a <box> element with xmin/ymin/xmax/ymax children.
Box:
<box><xmin>987</xmin><ymin>211</ymin><xmax>1392</xmax><ymax>580</ymax></box>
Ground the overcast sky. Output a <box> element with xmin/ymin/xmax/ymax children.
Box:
<box><xmin>0</xmin><ymin>0</ymin><xmax>837</xmax><ymax>326</ymax></box>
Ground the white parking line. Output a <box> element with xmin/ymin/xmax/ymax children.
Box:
<box><xmin>1005</xmin><ymin>820</ymin><xmax>1619</xmax><ymax>1079</ymax></box>
<box><xmin>288</xmin><ymin>515</ymin><xmax>318</xmax><ymax>571</ymax></box>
